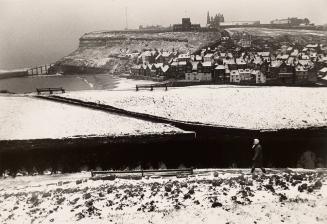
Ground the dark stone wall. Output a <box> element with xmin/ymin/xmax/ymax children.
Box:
<box><xmin>0</xmin><ymin>129</ymin><xmax>326</xmax><ymax>175</ymax></box>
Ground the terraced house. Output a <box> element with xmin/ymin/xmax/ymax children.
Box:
<box><xmin>129</xmin><ymin>36</ymin><xmax>322</xmax><ymax>86</ymax></box>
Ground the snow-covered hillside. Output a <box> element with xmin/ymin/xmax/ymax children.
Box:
<box><xmin>0</xmin><ymin>96</ymin><xmax>186</xmax><ymax>140</ymax></box>
<box><xmin>62</xmin><ymin>85</ymin><xmax>327</xmax><ymax>130</ymax></box>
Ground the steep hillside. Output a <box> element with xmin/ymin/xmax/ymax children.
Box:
<box><xmin>55</xmin><ymin>31</ymin><xmax>221</xmax><ymax>74</ymax></box>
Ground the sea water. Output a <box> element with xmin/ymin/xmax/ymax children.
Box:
<box><xmin>0</xmin><ymin>74</ymin><xmax>117</xmax><ymax>93</ymax></box>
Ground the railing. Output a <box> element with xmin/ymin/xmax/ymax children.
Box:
<box><xmin>136</xmin><ymin>82</ymin><xmax>171</xmax><ymax>91</ymax></box>
<box><xmin>36</xmin><ymin>87</ymin><xmax>65</xmax><ymax>94</ymax></box>
<box><xmin>91</xmin><ymin>168</ymin><xmax>194</xmax><ymax>177</ymax></box>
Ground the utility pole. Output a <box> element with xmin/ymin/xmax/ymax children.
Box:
<box><xmin>125</xmin><ymin>7</ymin><xmax>128</xmax><ymax>30</ymax></box>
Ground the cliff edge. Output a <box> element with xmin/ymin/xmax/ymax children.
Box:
<box><xmin>55</xmin><ymin>30</ymin><xmax>221</xmax><ymax>74</ymax></box>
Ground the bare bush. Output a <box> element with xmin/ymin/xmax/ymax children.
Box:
<box><xmin>297</xmin><ymin>151</ymin><xmax>316</xmax><ymax>169</ymax></box>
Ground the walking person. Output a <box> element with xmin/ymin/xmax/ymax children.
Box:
<box><xmin>251</xmin><ymin>139</ymin><xmax>266</xmax><ymax>174</ymax></box>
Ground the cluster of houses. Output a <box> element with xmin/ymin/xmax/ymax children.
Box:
<box><xmin>129</xmin><ymin>41</ymin><xmax>327</xmax><ymax>85</ymax></box>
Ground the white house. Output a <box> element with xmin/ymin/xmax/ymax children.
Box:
<box><xmin>298</xmin><ymin>59</ymin><xmax>314</xmax><ymax>68</ymax></box>
<box><xmin>290</xmin><ymin>49</ymin><xmax>299</xmax><ymax>57</ymax></box>
<box><xmin>236</xmin><ymin>58</ymin><xmax>247</xmax><ymax>66</ymax></box>
<box><xmin>204</xmin><ymin>53</ymin><xmax>214</xmax><ymax>62</ymax></box>
<box><xmin>306</xmin><ymin>44</ymin><xmax>318</xmax><ymax>49</ymax></box>
<box><xmin>138</xmin><ymin>51</ymin><xmax>153</xmax><ymax>64</ymax></box>
<box><xmin>185</xmin><ymin>62</ymin><xmax>198</xmax><ymax>77</ymax></box>
<box><xmin>195</xmin><ymin>55</ymin><xmax>203</xmax><ymax>62</ymax></box>
<box><xmin>257</xmin><ymin>52</ymin><xmax>271</xmax><ymax>62</ymax></box>
<box><xmin>219</xmin><ymin>53</ymin><xmax>227</xmax><ymax>59</ymax></box>
<box><xmin>230</xmin><ymin>70</ymin><xmax>241</xmax><ymax>83</ymax></box>
<box><xmin>276</xmin><ymin>54</ymin><xmax>290</xmax><ymax>61</ymax></box>
<box><xmin>177</xmin><ymin>53</ymin><xmax>191</xmax><ymax>62</ymax></box>
<box><xmin>251</xmin><ymin>70</ymin><xmax>266</xmax><ymax>84</ymax></box>
<box><xmin>238</xmin><ymin>69</ymin><xmax>252</xmax><ymax>81</ymax></box>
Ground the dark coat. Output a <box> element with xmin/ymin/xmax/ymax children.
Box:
<box><xmin>252</xmin><ymin>144</ymin><xmax>263</xmax><ymax>166</ymax></box>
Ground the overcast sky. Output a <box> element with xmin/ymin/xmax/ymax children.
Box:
<box><xmin>1</xmin><ymin>0</ymin><xmax>327</xmax><ymax>69</ymax></box>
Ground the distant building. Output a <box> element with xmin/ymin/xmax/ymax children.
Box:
<box><xmin>278</xmin><ymin>62</ymin><xmax>296</xmax><ymax>84</ymax></box>
<box><xmin>206</xmin><ymin>11</ymin><xmax>224</xmax><ymax>28</ymax></box>
<box><xmin>213</xmin><ymin>65</ymin><xmax>227</xmax><ymax>83</ymax></box>
<box><xmin>271</xmin><ymin>19</ymin><xmax>291</xmax><ymax>25</ymax></box>
<box><xmin>233</xmin><ymin>32</ymin><xmax>252</xmax><ymax>48</ymax></box>
<box><xmin>131</xmin><ymin>63</ymin><xmax>170</xmax><ymax>78</ymax></box>
<box><xmin>173</xmin><ymin>18</ymin><xmax>201</xmax><ymax>32</ymax></box>
<box><xmin>169</xmin><ymin>60</ymin><xmax>189</xmax><ymax>79</ymax></box>
<box><xmin>204</xmin><ymin>53</ymin><xmax>214</xmax><ymax>62</ymax></box>
<box><xmin>177</xmin><ymin>53</ymin><xmax>191</xmax><ymax>62</ymax></box>
<box><xmin>230</xmin><ymin>70</ymin><xmax>241</xmax><ymax>83</ymax></box>
<box><xmin>185</xmin><ymin>62</ymin><xmax>211</xmax><ymax>81</ymax></box>
<box><xmin>137</xmin><ymin>51</ymin><xmax>156</xmax><ymax>64</ymax></box>
<box><xmin>155</xmin><ymin>52</ymin><xmax>172</xmax><ymax>64</ymax></box>
<box><xmin>238</xmin><ymin>69</ymin><xmax>253</xmax><ymax>83</ymax></box>
<box><xmin>295</xmin><ymin>64</ymin><xmax>309</xmax><ymax>84</ymax></box>
<box><xmin>194</xmin><ymin>55</ymin><xmax>203</xmax><ymax>62</ymax></box>
<box><xmin>251</xmin><ymin>70</ymin><xmax>266</xmax><ymax>84</ymax></box>
<box><xmin>220</xmin><ymin>21</ymin><xmax>260</xmax><ymax>26</ymax></box>
<box><xmin>271</xmin><ymin>17</ymin><xmax>311</xmax><ymax>26</ymax></box>
<box><xmin>236</xmin><ymin>58</ymin><xmax>247</xmax><ymax>69</ymax></box>
<box><xmin>257</xmin><ymin>52</ymin><xmax>271</xmax><ymax>62</ymax></box>
<box><xmin>276</xmin><ymin>54</ymin><xmax>290</xmax><ymax>62</ymax></box>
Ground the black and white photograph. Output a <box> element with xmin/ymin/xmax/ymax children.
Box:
<box><xmin>0</xmin><ymin>0</ymin><xmax>327</xmax><ymax>223</ymax></box>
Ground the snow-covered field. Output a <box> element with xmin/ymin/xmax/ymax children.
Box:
<box><xmin>227</xmin><ymin>27</ymin><xmax>327</xmax><ymax>37</ymax></box>
<box><xmin>62</xmin><ymin>85</ymin><xmax>327</xmax><ymax>130</ymax></box>
<box><xmin>0</xmin><ymin>169</ymin><xmax>326</xmax><ymax>224</ymax></box>
<box><xmin>0</xmin><ymin>96</ymin><xmax>186</xmax><ymax>140</ymax></box>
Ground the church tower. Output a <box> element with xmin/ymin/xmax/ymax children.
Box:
<box><xmin>207</xmin><ymin>11</ymin><xmax>210</xmax><ymax>25</ymax></box>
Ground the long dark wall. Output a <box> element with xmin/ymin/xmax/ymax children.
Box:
<box><xmin>0</xmin><ymin>131</ymin><xmax>326</xmax><ymax>175</ymax></box>
<box><xmin>10</xmin><ymin>95</ymin><xmax>321</xmax><ymax>174</ymax></box>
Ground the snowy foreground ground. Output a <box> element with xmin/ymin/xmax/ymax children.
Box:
<box><xmin>62</xmin><ymin>85</ymin><xmax>327</xmax><ymax>130</ymax></box>
<box><xmin>0</xmin><ymin>95</ymin><xmax>185</xmax><ymax>140</ymax></box>
<box><xmin>0</xmin><ymin>169</ymin><xmax>326</xmax><ymax>224</ymax></box>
